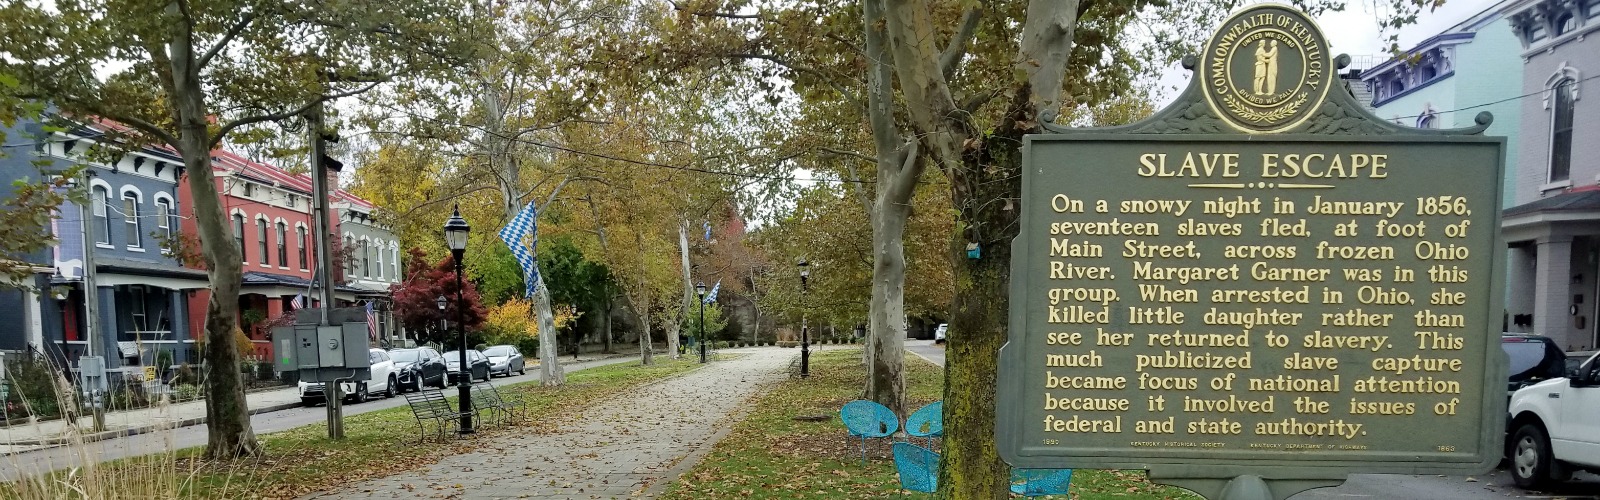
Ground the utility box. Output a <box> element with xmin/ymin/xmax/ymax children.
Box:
<box><xmin>272</xmin><ymin>307</ymin><xmax>375</xmax><ymax>383</ymax></box>
<box><xmin>271</xmin><ymin>326</ymin><xmax>296</xmax><ymax>373</ymax></box>
<box><xmin>78</xmin><ymin>355</ymin><xmax>108</xmax><ymax>393</ymax></box>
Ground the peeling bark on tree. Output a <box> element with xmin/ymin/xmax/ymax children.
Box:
<box><xmin>675</xmin><ymin>220</ymin><xmax>694</xmax><ymax>358</ymax></box>
<box><xmin>161</xmin><ymin>17</ymin><xmax>259</xmax><ymax>460</ymax></box>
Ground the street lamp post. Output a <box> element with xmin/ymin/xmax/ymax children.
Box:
<box><xmin>695</xmin><ymin>282</ymin><xmax>707</xmax><ymax>364</ymax></box>
<box><xmin>798</xmin><ymin>260</ymin><xmax>810</xmax><ymax>378</ymax></box>
<box><xmin>443</xmin><ymin>205</ymin><xmax>473</xmax><ymax>435</ymax></box>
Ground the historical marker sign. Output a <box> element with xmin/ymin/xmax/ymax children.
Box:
<box><xmin>997</xmin><ymin>4</ymin><xmax>1507</xmax><ymax>498</ymax></box>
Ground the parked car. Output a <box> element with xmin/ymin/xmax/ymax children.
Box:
<box><xmin>297</xmin><ymin>348</ymin><xmax>397</xmax><ymax>406</ymax></box>
<box><xmin>443</xmin><ymin>349</ymin><xmax>491</xmax><ymax>383</ymax></box>
<box><xmin>934</xmin><ymin>323</ymin><xmax>948</xmax><ymax>344</ymax></box>
<box><xmin>1506</xmin><ymin>351</ymin><xmax>1600</xmax><ymax>489</ymax></box>
<box><xmin>1502</xmin><ymin>333</ymin><xmax>1568</xmax><ymax>396</ymax></box>
<box><xmin>389</xmin><ymin>347</ymin><xmax>448</xmax><ymax>392</ymax></box>
<box><xmin>484</xmin><ymin>345</ymin><xmax>526</xmax><ymax>377</ymax></box>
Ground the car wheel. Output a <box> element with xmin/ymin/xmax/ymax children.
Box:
<box><xmin>1512</xmin><ymin>423</ymin><xmax>1558</xmax><ymax>489</ymax></box>
<box><xmin>349</xmin><ymin>383</ymin><xmax>369</xmax><ymax>404</ymax></box>
<box><xmin>385</xmin><ymin>376</ymin><xmax>397</xmax><ymax>398</ymax></box>
<box><xmin>518</xmin><ymin>364</ymin><xmax>526</xmax><ymax>376</ymax></box>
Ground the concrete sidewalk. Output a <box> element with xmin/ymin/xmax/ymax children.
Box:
<box><xmin>302</xmin><ymin>347</ymin><xmax>791</xmax><ymax>500</ymax></box>
<box><xmin>0</xmin><ymin>384</ymin><xmax>304</xmax><ymax>454</ymax></box>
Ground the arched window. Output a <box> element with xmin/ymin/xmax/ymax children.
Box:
<box><xmin>1421</xmin><ymin>66</ymin><xmax>1437</xmax><ymax>81</ymax></box>
<box><xmin>344</xmin><ymin>236</ymin><xmax>355</xmax><ymax>276</ymax></box>
<box><xmin>276</xmin><ymin>221</ymin><xmax>287</xmax><ymax>266</ymax></box>
<box><xmin>376</xmin><ymin>243</ymin><xmax>385</xmax><ymax>280</ymax></box>
<box><xmin>362</xmin><ymin>239</ymin><xmax>371</xmax><ymax>278</ymax></box>
<box><xmin>392</xmin><ymin>247</ymin><xmax>400</xmax><ymax>280</ymax></box>
<box><xmin>1551</xmin><ymin>79</ymin><xmax>1576</xmax><ymax>183</ymax></box>
<box><xmin>256</xmin><ymin>217</ymin><xmax>269</xmax><ymax>265</ymax></box>
<box><xmin>123</xmin><ymin>192</ymin><xmax>141</xmax><ymax>248</ymax></box>
<box><xmin>92</xmin><ymin>186</ymin><xmax>110</xmax><ymax>245</ymax></box>
<box><xmin>232</xmin><ymin>213</ymin><xmax>245</xmax><ymax>260</ymax></box>
<box><xmin>297</xmin><ymin>225</ymin><xmax>309</xmax><ymax>270</ymax></box>
<box><xmin>155</xmin><ymin>198</ymin><xmax>174</xmax><ymax>241</ymax></box>
<box><xmin>1390</xmin><ymin>79</ymin><xmax>1404</xmax><ymax>96</ymax></box>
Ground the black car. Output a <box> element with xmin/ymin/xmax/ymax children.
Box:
<box><xmin>1502</xmin><ymin>333</ymin><xmax>1568</xmax><ymax>395</ymax></box>
<box><xmin>443</xmin><ymin>349</ymin><xmax>491</xmax><ymax>383</ymax></box>
<box><xmin>390</xmin><ymin>347</ymin><xmax>448</xmax><ymax>392</ymax></box>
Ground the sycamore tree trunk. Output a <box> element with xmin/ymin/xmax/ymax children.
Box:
<box><xmin>534</xmin><ymin>275</ymin><xmax>565</xmax><ymax>384</ymax></box>
<box><xmin>636</xmin><ymin>262</ymin><xmax>654</xmax><ymax>365</ymax></box>
<box><xmin>867</xmin><ymin>157</ymin><xmax>914</xmax><ymax>416</ymax></box>
<box><xmin>872</xmin><ymin>0</ymin><xmax>1079</xmax><ymax>494</ymax></box>
<box><xmin>860</xmin><ymin>0</ymin><xmax>915</xmax><ymax>419</ymax></box>
<box><xmin>163</xmin><ymin>18</ymin><xmax>259</xmax><ymax>460</ymax></box>
<box><xmin>675</xmin><ymin>220</ymin><xmax>694</xmax><ymax>358</ymax></box>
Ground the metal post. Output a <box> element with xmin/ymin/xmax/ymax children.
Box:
<box><xmin>800</xmin><ymin>277</ymin><xmax>810</xmax><ymax>378</ymax></box>
<box><xmin>698</xmin><ymin>299</ymin><xmax>707</xmax><ymax>364</ymax></box>
<box><xmin>309</xmin><ymin>102</ymin><xmax>342</xmax><ymax>439</ymax></box>
<box><xmin>455</xmin><ymin>254</ymin><xmax>473</xmax><ymax>434</ymax></box>
<box><xmin>77</xmin><ymin>173</ymin><xmax>106</xmax><ymax>432</ymax></box>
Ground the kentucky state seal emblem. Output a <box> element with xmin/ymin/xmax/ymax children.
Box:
<box><xmin>1201</xmin><ymin>4</ymin><xmax>1332</xmax><ymax>134</ymax></box>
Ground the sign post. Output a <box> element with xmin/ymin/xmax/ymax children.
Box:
<box><xmin>996</xmin><ymin>5</ymin><xmax>1508</xmax><ymax>500</ymax></box>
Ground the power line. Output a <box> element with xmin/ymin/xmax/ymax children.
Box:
<box><xmin>1385</xmin><ymin>72</ymin><xmax>1600</xmax><ymax>121</ymax></box>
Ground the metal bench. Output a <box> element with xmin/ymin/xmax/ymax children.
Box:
<box><xmin>403</xmin><ymin>389</ymin><xmax>461</xmax><ymax>442</ymax></box>
<box><xmin>469</xmin><ymin>382</ymin><xmax>527</xmax><ymax>425</ymax></box>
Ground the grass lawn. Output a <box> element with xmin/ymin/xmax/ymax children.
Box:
<box><xmin>657</xmin><ymin>349</ymin><xmax>1200</xmax><ymax>499</ymax></box>
<box><xmin>1</xmin><ymin>356</ymin><xmax>701</xmax><ymax>500</ymax></box>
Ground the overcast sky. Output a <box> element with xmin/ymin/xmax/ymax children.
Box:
<box><xmin>1154</xmin><ymin>0</ymin><xmax>1505</xmax><ymax>107</ymax></box>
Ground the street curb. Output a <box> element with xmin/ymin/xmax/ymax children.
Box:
<box><xmin>3</xmin><ymin>400</ymin><xmax>305</xmax><ymax>448</ymax></box>
<box><xmin>905</xmin><ymin>346</ymin><xmax>944</xmax><ymax>367</ymax></box>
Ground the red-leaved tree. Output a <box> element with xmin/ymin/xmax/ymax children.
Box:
<box><xmin>391</xmin><ymin>247</ymin><xmax>488</xmax><ymax>346</ymax></box>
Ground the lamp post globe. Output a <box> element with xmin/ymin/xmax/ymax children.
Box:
<box><xmin>442</xmin><ymin>204</ymin><xmax>473</xmax><ymax>434</ymax></box>
<box><xmin>695</xmin><ymin>282</ymin><xmax>707</xmax><ymax>363</ymax></box>
<box><xmin>797</xmin><ymin>259</ymin><xmax>810</xmax><ymax>378</ymax></box>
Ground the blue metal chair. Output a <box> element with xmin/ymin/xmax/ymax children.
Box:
<box><xmin>904</xmin><ymin>401</ymin><xmax>943</xmax><ymax>448</ymax></box>
<box><xmin>892</xmin><ymin>442</ymin><xmax>939</xmax><ymax>494</ymax></box>
<box><xmin>1010</xmin><ymin>468</ymin><xmax>1074</xmax><ymax>496</ymax></box>
<box><xmin>840</xmin><ymin>400</ymin><xmax>898</xmax><ymax>464</ymax></box>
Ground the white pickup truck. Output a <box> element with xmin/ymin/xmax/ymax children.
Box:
<box><xmin>1507</xmin><ymin>351</ymin><xmax>1600</xmax><ymax>489</ymax></box>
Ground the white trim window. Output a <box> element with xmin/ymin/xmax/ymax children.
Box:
<box><xmin>155</xmin><ymin>198</ymin><xmax>174</xmax><ymax>241</ymax></box>
<box><xmin>122</xmin><ymin>192</ymin><xmax>141</xmax><ymax>248</ymax></box>
<box><xmin>1551</xmin><ymin>79</ymin><xmax>1576</xmax><ymax>184</ymax></box>
<box><xmin>256</xmin><ymin>217</ymin><xmax>269</xmax><ymax>266</ymax></box>
<box><xmin>92</xmin><ymin>186</ymin><xmax>111</xmax><ymax>245</ymax></box>
<box><xmin>297</xmin><ymin>225</ymin><xmax>309</xmax><ymax>270</ymax></box>
<box><xmin>276</xmin><ymin>221</ymin><xmax>288</xmax><ymax>266</ymax></box>
<box><xmin>233</xmin><ymin>213</ymin><xmax>246</xmax><ymax>262</ymax></box>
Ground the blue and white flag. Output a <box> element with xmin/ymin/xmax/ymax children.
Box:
<box><xmin>497</xmin><ymin>201</ymin><xmax>542</xmax><ymax>298</ymax></box>
<box><xmin>703</xmin><ymin>280</ymin><xmax>720</xmax><ymax>304</ymax></box>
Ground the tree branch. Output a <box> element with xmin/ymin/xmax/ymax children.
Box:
<box><xmin>209</xmin><ymin>81</ymin><xmax>384</xmax><ymax>148</ymax></box>
<box><xmin>198</xmin><ymin>13</ymin><xmax>256</xmax><ymax>69</ymax></box>
<box><xmin>820</xmin><ymin>147</ymin><xmax>878</xmax><ymax>165</ymax></box>
<box><xmin>939</xmin><ymin>7</ymin><xmax>983</xmax><ymax>80</ymax></box>
<box><xmin>667</xmin><ymin>0</ymin><xmax>765</xmax><ymax>19</ymax></box>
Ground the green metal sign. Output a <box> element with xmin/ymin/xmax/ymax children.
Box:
<box><xmin>996</xmin><ymin>4</ymin><xmax>1508</xmax><ymax>499</ymax></box>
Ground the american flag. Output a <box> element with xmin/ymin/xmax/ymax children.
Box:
<box><xmin>365</xmin><ymin>301</ymin><xmax>378</xmax><ymax>340</ymax></box>
<box><xmin>290</xmin><ymin>293</ymin><xmax>305</xmax><ymax>309</ymax></box>
<box><xmin>497</xmin><ymin>201</ymin><xmax>542</xmax><ymax>298</ymax></box>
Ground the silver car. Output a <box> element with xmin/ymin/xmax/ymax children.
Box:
<box><xmin>484</xmin><ymin>345</ymin><xmax>526</xmax><ymax>377</ymax></box>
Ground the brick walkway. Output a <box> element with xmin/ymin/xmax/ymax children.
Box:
<box><xmin>302</xmin><ymin>348</ymin><xmax>790</xmax><ymax>499</ymax></box>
